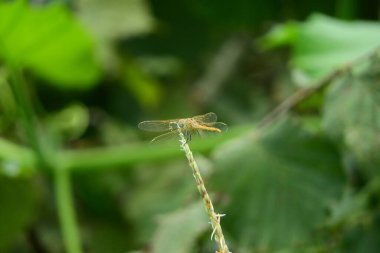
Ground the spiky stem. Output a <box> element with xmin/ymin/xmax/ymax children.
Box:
<box><xmin>177</xmin><ymin>127</ymin><xmax>230</xmax><ymax>253</ymax></box>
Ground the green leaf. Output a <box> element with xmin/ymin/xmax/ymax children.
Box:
<box><xmin>327</xmin><ymin>178</ymin><xmax>380</xmax><ymax>242</ymax></box>
<box><xmin>293</xmin><ymin>14</ymin><xmax>380</xmax><ymax>82</ymax></box>
<box><xmin>152</xmin><ymin>201</ymin><xmax>209</xmax><ymax>253</ymax></box>
<box><xmin>328</xmin><ymin>188</ymin><xmax>370</xmax><ymax>229</ymax></box>
<box><xmin>262</xmin><ymin>14</ymin><xmax>380</xmax><ymax>84</ymax></box>
<box><xmin>258</xmin><ymin>22</ymin><xmax>299</xmax><ymax>51</ymax></box>
<box><xmin>0</xmin><ymin>69</ymin><xmax>17</xmax><ymax>131</ymax></box>
<box><xmin>323</xmin><ymin>57</ymin><xmax>380</xmax><ymax>174</ymax></box>
<box><xmin>0</xmin><ymin>176</ymin><xmax>36</xmax><ymax>252</ymax></box>
<box><xmin>0</xmin><ymin>1</ymin><xmax>101</xmax><ymax>88</ymax></box>
<box><xmin>213</xmin><ymin>119</ymin><xmax>344</xmax><ymax>251</ymax></box>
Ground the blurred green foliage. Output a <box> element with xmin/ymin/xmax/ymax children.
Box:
<box><xmin>261</xmin><ymin>14</ymin><xmax>380</xmax><ymax>83</ymax></box>
<box><xmin>0</xmin><ymin>0</ymin><xmax>380</xmax><ymax>253</ymax></box>
<box><xmin>323</xmin><ymin>58</ymin><xmax>380</xmax><ymax>175</ymax></box>
<box><xmin>0</xmin><ymin>0</ymin><xmax>100</xmax><ymax>87</ymax></box>
<box><xmin>0</xmin><ymin>176</ymin><xmax>36</xmax><ymax>252</ymax></box>
<box><xmin>213</xmin><ymin>119</ymin><xmax>344</xmax><ymax>251</ymax></box>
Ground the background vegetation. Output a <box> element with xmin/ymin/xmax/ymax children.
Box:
<box><xmin>1</xmin><ymin>0</ymin><xmax>380</xmax><ymax>252</ymax></box>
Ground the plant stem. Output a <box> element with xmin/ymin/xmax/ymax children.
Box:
<box><xmin>8</xmin><ymin>68</ymin><xmax>83</xmax><ymax>253</ymax></box>
<box><xmin>8</xmin><ymin>68</ymin><xmax>45</xmax><ymax>163</ymax></box>
<box><xmin>336</xmin><ymin>0</ymin><xmax>356</xmax><ymax>19</ymax></box>
<box><xmin>177</xmin><ymin>129</ymin><xmax>230</xmax><ymax>253</ymax></box>
<box><xmin>0</xmin><ymin>125</ymin><xmax>250</xmax><ymax>173</ymax></box>
<box><xmin>60</xmin><ymin>125</ymin><xmax>248</xmax><ymax>171</ymax></box>
<box><xmin>55</xmin><ymin>168</ymin><xmax>82</xmax><ymax>253</ymax></box>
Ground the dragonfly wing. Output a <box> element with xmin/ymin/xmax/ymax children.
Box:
<box><xmin>138</xmin><ymin>120</ymin><xmax>172</xmax><ymax>132</ymax></box>
<box><xmin>196</xmin><ymin>122</ymin><xmax>227</xmax><ymax>138</ymax></box>
<box><xmin>150</xmin><ymin>130</ymin><xmax>180</xmax><ymax>144</ymax></box>
<box><xmin>193</xmin><ymin>112</ymin><xmax>217</xmax><ymax>124</ymax></box>
<box><xmin>213</xmin><ymin>122</ymin><xmax>228</xmax><ymax>132</ymax></box>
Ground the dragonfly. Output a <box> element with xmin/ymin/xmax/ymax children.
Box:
<box><xmin>138</xmin><ymin>112</ymin><xmax>228</xmax><ymax>143</ymax></box>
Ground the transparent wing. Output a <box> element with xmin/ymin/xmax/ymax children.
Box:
<box><xmin>138</xmin><ymin>120</ymin><xmax>174</xmax><ymax>132</ymax></box>
<box><xmin>150</xmin><ymin>130</ymin><xmax>180</xmax><ymax>144</ymax></box>
<box><xmin>212</xmin><ymin>122</ymin><xmax>228</xmax><ymax>132</ymax></box>
<box><xmin>192</xmin><ymin>112</ymin><xmax>217</xmax><ymax>124</ymax></box>
<box><xmin>195</xmin><ymin>122</ymin><xmax>228</xmax><ymax>138</ymax></box>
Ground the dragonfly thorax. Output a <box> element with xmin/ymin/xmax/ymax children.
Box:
<box><xmin>168</xmin><ymin>119</ymin><xmax>198</xmax><ymax>131</ymax></box>
<box><xmin>168</xmin><ymin>120</ymin><xmax>184</xmax><ymax>130</ymax></box>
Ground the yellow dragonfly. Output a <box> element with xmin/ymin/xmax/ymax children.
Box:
<box><xmin>138</xmin><ymin>112</ymin><xmax>228</xmax><ymax>143</ymax></box>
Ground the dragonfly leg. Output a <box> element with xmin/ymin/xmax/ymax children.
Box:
<box><xmin>182</xmin><ymin>131</ymin><xmax>191</xmax><ymax>144</ymax></box>
<box><xmin>188</xmin><ymin>132</ymin><xmax>192</xmax><ymax>142</ymax></box>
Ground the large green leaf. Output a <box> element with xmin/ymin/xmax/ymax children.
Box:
<box><xmin>0</xmin><ymin>1</ymin><xmax>101</xmax><ymax>88</ymax></box>
<box><xmin>152</xmin><ymin>201</ymin><xmax>209</xmax><ymax>253</ymax></box>
<box><xmin>212</xmin><ymin>119</ymin><xmax>344</xmax><ymax>251</ymax></box>
<box><xmin>0</xmin><ymin>176</ymin><xmax>36</xmax><ymax>252</ymax></box>
<box><xmin>261</xmin><ymin>14</ymin><xmax>380</xmax><ymax>84</ymax></box>
<box><xmin>293</xmin><ymin>14</ymin><xmax>380</xmax><ymax>81</ymax></box>
<box><xmin>323</xmin><ymin>57</ymin><xmax>380</xmax><ymax>174</ymax></box>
